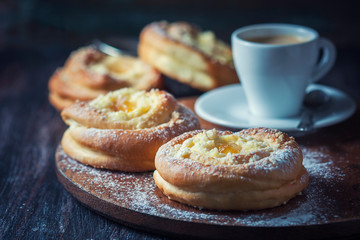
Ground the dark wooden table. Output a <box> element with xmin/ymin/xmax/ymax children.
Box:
<box><xmin>1</xmin><ymin>38</ymin><xmax>360</xmax><ymax>239</ymax></box>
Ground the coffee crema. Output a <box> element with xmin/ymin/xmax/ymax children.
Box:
<box><xmin>244</xmin><ymin>35</ymin><xmax>309</xmax><ymax>45</ymax></box>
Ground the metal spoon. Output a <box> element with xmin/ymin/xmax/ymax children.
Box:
<box><xmin>297</xmin><ymin>89</ymin><xmax>331</xmax><ymax>131</ymax></box>
<box><xmin>91</xmin><ymin>39</ymin><xmax>136</xmax><ymax>56</ymax></box>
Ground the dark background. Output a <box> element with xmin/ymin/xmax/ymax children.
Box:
<box><xmin>1</xmin><ymin>0</ymin><xmax>360</xmax><ymax>50</ymax></box>
<box><xmin>1</xmin><ymin>1</ymin><xmax>360</xmax><ymax>239</ymax></box>
<box><xmin>1</xmin><ymin>0</ymin><xmax>359</xmax><ymax>99</ymax></box>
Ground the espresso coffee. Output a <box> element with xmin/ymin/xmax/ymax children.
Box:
<box><xmin>244</xmin><ymin>35</ymin><xmax>308</xmax><ymax>45</ymax></box>
<box><xmin>232</xmin><ymin>23</ymin><xmax>336</xmax><ymax>118</ymax></box>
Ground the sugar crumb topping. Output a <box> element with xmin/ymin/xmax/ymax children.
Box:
<box><xmin>89</xmin><ymin>88</ymin><xmax>158</xmax><ymax>122</ymax></box>
<box><xmin>89</xmin><ymin>54</ymin><xmax>150</xmax><ymax>80</ymax></box>
<box><xmin>173</xmin><ymin>129</ymin><xmax>279</xmax><ymax>166</ymax></box>
<box><xmin>166</xmin><ymin>23</ymin><xmax>233</xmax><ymax>65</ymax></box>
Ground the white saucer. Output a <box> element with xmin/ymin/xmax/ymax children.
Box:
<box><xmin>195</xmin><ymin>83</ymin><xmax>356</xmax><ymax>131</ymax></box>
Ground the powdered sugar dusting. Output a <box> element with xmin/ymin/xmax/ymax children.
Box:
<box><xmin>302</xmin><ymin>146</ymin><xmax>346</xmax><ymax>181</ymax></box>
<box><xmin>57</xmin><ymin>143</ymin><xmax>354</xmax><ymax>227</ymax></box>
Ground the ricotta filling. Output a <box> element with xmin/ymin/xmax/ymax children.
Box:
<box><xmin>167</xmin><ymin>26</ymin><xmax>233</xmax><ymax>65</ymax></box>
<box><xmin>174</xmin><ymin>129</ymin><xmax>279</xmax><ymax>165</ymax></box>
<box><xmin>89</xmin><ymin>55</ymin><xmax>147</xmax><ymax>80</ymax></box>
<box><xmin>89</xmin><ymin>88</ymin><xmax>155</xmax><ymax>121</ymax></box>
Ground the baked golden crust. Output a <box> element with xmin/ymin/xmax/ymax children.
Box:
<box><xmin>61</xmin><ymin>88</ymin><xmax>200</xmax><ymax>172</ymax></box>
<box><xmin>154</xmin><ymin>128</ymin><xmax>309</xmax><ymax>210</ymax></box>
<box><xmin>49</xmin><ymin>46</ymin><xmax>163</xmax><ymax>111</ymax></box>
<box><xmin>138</xmin><ymin>21</ymin><xmax>239</xmax><ymax>91</ymax></box>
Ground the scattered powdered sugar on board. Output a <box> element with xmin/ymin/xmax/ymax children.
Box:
<box><xmin>302</xmin><ymin>146</ymin><xmax>346</xmax><ymax>181</ymax></box>
<box><xmin>57</xmin><ymin>144</ymin><xmax>349</xmax><ymax>227</ymax></box>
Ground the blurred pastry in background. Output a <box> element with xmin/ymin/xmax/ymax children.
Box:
<box><xmin>138</xmin><ymin>21</ymin><xmax>238</xmax><ymax>92</ymax></box>
<box><xmin>48</xmin><ymin>46</ymin><xmax>162</xmax><ymax>111</ymax></box>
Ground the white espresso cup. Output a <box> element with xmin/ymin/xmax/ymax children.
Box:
<box><xmin>231</xmin><ymin>23</ymin><xmax>336</xmax><ymax>118</ymax></box>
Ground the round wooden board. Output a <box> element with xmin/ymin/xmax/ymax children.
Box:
<box><xmin>55</xmin><ymin>98</ymin><xmax>360</xmax><ymax>239</ymax></box>
<box><xmin>56</xmin><ymin>144</ymin><xmax>360</xmax><ymax>239</ymax></box>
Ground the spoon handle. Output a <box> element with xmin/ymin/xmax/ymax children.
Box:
<box><xmin>297</xmin><ymin>109</ymin><xmax>315</xmax><ymax>131</ymax></box>
<box><xmin>91</xmin><ymin>39</ymin><xmax>136</xmax><ymax>56</ymax></box>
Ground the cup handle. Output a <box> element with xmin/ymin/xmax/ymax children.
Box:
<box><xmin>312</xmin><ymin>38</ymin><xmax>336</xmax><ymax>82</ymax></box>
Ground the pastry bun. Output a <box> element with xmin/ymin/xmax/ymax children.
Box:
<box><xmin>49</xmin><ymin>46</ymin><xmax>162</xmax><ymax>111</ymax></box>
<box><xmin>154</xmin><ymin>128</ymin><xmax>309</xmax><ymax>210</ymax></box>
<box><xmin>61</xmin><ymin>88</ymin><xmax>200</xmax><ymax>172</ymax></box>
<box><xmin>138</xmin><ymin>21</ymin><xmax>238</xmax><ymax>91</ymax></box>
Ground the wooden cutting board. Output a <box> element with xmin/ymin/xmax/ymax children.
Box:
<box><xmin>55</xmin><ymin>97</ymin><xmax>360</xmax><ymax>239</ymax></box>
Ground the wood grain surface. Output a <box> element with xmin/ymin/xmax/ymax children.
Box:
<box><xmin>0</xmin><ymin>46</ymin><xmax>166</xmax><ymax>240</ymax></box>
<box><xmin>1</xmin><ymin>40</ymin><xmax>360</xmax><ymax>239</ymax></box>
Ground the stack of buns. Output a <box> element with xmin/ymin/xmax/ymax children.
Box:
<box><xmin>49</xmin><ymin>21</ymin><xmax>238</xmax><ymax>111</ymax></box>
<box><xmin>51</xmin><ymin>21</ymin><xmax>308</xmax><ymax>211</ymax></box>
